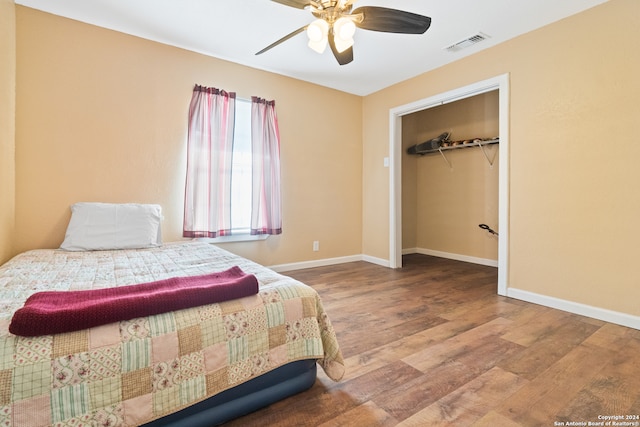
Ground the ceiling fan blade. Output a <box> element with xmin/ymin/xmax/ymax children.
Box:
<box><xmin>352</xmin><ymin>6</ymin><xmax>431</xmax><ymax>34</ymax></box>
<box><xmin>328</xmin><ymin>32</ymin><xmax>354</xmax><ymax>66</ymax></box>
<box><xmin>255</xmin><ymin>26</ymin><xmax>307</xmax><ymax>55</ymax></box>
<box><xmin>270</xmin><ymin>0</ymin><xmax>310</xmax><ymax>9</ymax></box>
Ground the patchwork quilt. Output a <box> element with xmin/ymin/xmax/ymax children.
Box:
<box><xmin>0</xmin><ymin>242</ymin><xmax>344</xmax><ymax>427</ymax></box>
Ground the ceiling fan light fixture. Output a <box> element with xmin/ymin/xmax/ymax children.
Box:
<box><xmin>333</xmin><ymin>33</ymin><xmax>354</xmax><ymax>53</ymax></box>
<box><xmin>307</xmin><ymin>19</ymin><xmax>329</xmax><ymax>53</ymax></box>
<box><xmin>333</xmin><ymin>17</ymin><xmax>355</xmax><ymax>53</ymax></box>
<box><xmin>307</xmin><ymin>19</ymin><xmax>328</xmax><ymax>41</ymax></box>
<box><xmin>334</xmin><ymin>17</ymin><xmax>356</xmax><ymax>40</ymax></box>
<box><xmin>308</xmin><ymin>37</ymin><xmax>328</xmax><ymax>53</ymax></box>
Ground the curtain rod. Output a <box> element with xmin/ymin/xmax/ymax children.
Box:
<box><xmin>193</xmin><ymin>84</ymin><xmax>270</xmax><ymax>103</ymax></box>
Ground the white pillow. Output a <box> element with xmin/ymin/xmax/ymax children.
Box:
<box><xmin>60</xmin><ymin>202</ymin><xmax>163</xmax><ymax>251</ymax></box>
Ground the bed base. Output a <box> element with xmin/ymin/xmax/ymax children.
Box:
<box><xmin>142</xmin><ymin>359</ymin><xmax>318</xmax><ymax>426</ymax></box>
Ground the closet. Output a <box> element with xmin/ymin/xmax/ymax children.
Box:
<box><xmin>401</xmin><ymin>90</ymin><xmax>499</xmax><ymax>264</ymax></box>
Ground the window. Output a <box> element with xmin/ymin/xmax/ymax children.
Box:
<box><xmin>183</xmin><ymin>86</ymin><xmax>282</xmax><ymax>242</ymax></box>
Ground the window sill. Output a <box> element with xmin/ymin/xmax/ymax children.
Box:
<box><xmin>193</xmin><ymin>234</ymin><xmax>269</xmax><ymax>244</ymax></box>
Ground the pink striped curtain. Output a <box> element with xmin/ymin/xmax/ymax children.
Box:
<box><xmin>250</xmin><ymin>97</ymin><xmax>282</xmax><ymax>235</ymax></box>
<box><xmin>183</xmin><ymin>85</ymin><xmax>236</xmax><ymax>237</ymax></box>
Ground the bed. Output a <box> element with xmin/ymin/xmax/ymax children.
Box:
<box><xmin>0</xmin><ymin>240</ymin><xmax>344</xmax><ymax>426</ymax></box>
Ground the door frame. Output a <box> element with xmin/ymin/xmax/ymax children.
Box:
<box><xmin>388</xmin><ymin>74</ymin><xmax>510</xmax><ymax>295</ymax></box>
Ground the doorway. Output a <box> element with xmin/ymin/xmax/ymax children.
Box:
<box><xmin>388</xmin><ymin>74</ymin><xmax>509</xmax><ymax>295</ymax></box>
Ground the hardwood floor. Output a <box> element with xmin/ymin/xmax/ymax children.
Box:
<box><xmin>224</xmin><ymin>254</ymin><xmax>640</xmax><ymax>426</ymax></box>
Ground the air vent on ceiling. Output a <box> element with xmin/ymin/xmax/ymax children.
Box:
<box><xmin>444</xmin><ymin>32</ymin><xmax>490</xmax><ymax>53</ymax></box>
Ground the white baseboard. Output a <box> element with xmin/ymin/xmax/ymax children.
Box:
<box><xmin>270</xmin><ymin>253</ymin><xmax>390</xmax><ymax>272</ymax></box>
<box><xmin>269</xmin><ymin>255</ymin><xmax>364</xmax><ymax>273</ymax></box>
<box><xmin>404</xmin><ymin>247</ymin><xmax>498</xmax><ymax>268</ymax></box>
<box><xmin>508</xmin><ymin>288</ymin><xmax>640</xmax><ymax>330</ymax></box>
<box><xmin>271</xmin><ymin>249</ymin><xmax>492</xmax><ymax>273</ymax></box>
<box><xmin>361</xmin><ymin>254</ymin><xmax>391</xmax><ymax>268</ymax></box>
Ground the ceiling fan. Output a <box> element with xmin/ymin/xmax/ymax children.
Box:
<box><xmin>256</xmin><ymin>0</ymin><xmax>432</xmax><ymax>65</ymax></box>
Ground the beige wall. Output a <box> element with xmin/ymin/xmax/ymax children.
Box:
<box><xmin>363</xmin><ymin>0</ymin><xmax>640</xmax><ymax>316</ymax></box>
<box><xmin>402</xmin><ymin>92</ymin><xmax>499</xmax><ymax>260</ymax></box>
<box><xmin>14</xmin><ymin>7</ymin><xmax>362</xmax><ymax>266</ymax></box>
<box><xmin>0</xmin><ymin>0</ymin><xmax>16</xmax><ymax>264</ymax></box>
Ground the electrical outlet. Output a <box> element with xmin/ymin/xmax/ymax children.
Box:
<box><xmin>313</xmin><ymin>241</ymin><xmax>319</xmax><ymax>252</ymax></box>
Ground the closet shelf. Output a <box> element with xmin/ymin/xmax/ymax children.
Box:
<box><xmin>415</xmin><ymin>138</ymin><xmax>499</xmax><ymax>155</ymax></box>
<box><xmin>421</xmin><ymin>138</ymin><xmax>499</xmax><ymax>169</ymax></box>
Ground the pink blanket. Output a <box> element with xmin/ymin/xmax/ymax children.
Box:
<box><xmin>9</xmin><ymin>266</ymin><xmax>258</xmax><ymax>336</ymax></box>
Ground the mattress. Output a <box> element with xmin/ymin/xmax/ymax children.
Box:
<box><xmin>142</xmin><ymin>359</ymin><xmax>317</xmax><ymax>426</ymax></box>
<box><xmin>0</xmin><ymin>242</ymin><xmax>344</xmax><ymax>426</ymax></box>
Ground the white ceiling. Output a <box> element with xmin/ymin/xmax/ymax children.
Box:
<box><xmin>15</xmin><ymin>0</ymin><xmax>608</xmax><ymax>96</ymax></box>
